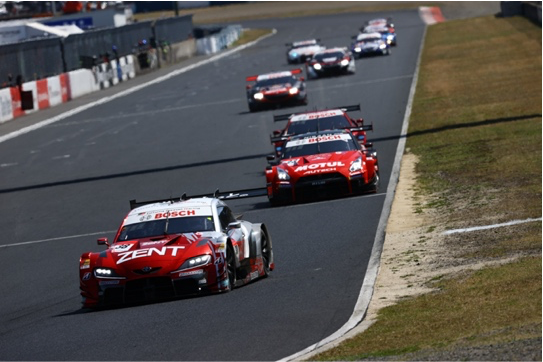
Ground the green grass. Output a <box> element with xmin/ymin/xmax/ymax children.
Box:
<box><xmin>314</xmin><ymin>257</ymin><xmax>542</xmax><ymax>361</ymax></box>
<box><xmin>311</xmin><ymin>14</ymin><xmax>541</xmax><ymax>361</ymax></box>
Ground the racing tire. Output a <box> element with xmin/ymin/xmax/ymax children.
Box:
<box><xmin>369</xmin><ymin>170</ymin><xmax>380</xmax><ymax>193</ymax></box>
<box><xmin>261</xmin><ymin>230</ymin><xmax>272</xmax><ymax>277</ymax></box>
<box><xmin>226</xmin><ymin>244</ymin><xmax>237</xmax><ymax>290</ymax></box>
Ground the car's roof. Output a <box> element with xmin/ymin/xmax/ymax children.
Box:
<box><xmin>124</xmin><ymin>197</ymin><xmax>221</xmax><ymax>225</ymax></box>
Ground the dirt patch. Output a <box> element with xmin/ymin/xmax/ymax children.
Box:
<box><xmin>364</xmin><ymin>150</ymin><xmax>523</xmax><ymax>323</ymax></box>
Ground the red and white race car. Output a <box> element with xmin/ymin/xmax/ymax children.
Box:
<box><xmin>246</xmin><ymin>68</ymin><xmax>307</xmax><ymax>112</ymax></box>
<box><xmin>306</xmin><ymin>47</ymin><xmax>356</xmax><ymax>79</ymax></box>
<box><xmin>270</xmin><ymin>104</ymin><xmax>373</xmax><ymax>157</ymax></box>
<box><xmin>79</xmin><ymin>190</ymin><xmax>273</xmax><ymax>308</ymax></box>
<box><xmin>266</xmin><ymin>129</ymin><xmax>379</xmax><ymax>205</ymax></box>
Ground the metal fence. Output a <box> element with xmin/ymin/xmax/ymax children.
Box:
<box><xmin>0</xmin><ymin>14</ymin><xmax>193</xmax><ymax>86</ymax></box>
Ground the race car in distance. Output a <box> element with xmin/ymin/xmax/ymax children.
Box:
<box><xmin>79</xmin><ymin>191</ymin><xmax>274</xmax><ymax>308</ymax></box>
<box><xmin>270</xmin><ymin>104</ymin><xmax>373</xmax><ymax>157</ymax></box>
<box><xmin>265</xmin><ymin>129</ymin><xmax>379</xmax><ymax>205</ymax></box>
<box><xmin>365</xmin><ymin>17</ymin><xmax>394</xmax><ymax>29</ymax></box>
<box><xmin>351</xmin><ymin>32</ymin><xmax>391</xmax><ymax>58</ymax></box>
<box><xmin>286</xmin><ymin>39</ymin><xmax>325</xmax><ymax>64</ymax></box>
<box><xmin>306</xmin><ymin>47</ymin><xmax>356</xmax><ymax>79</ymax></box>
<box><xmin>246</xmin><ymin>68</ymin><xmax>307</xmax><ymax>112</ymax></box>
<box><xmin>361</xmin><ymin>24</ymin><xmax>397</xmax><ymax>46</ymax></box>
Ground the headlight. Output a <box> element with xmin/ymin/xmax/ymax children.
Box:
<box><xmin>313</xmin><ymin>63</ymin><xmax>322</xmax><ymax>70</ymax></box>
<box><xmin>289</xmin><ymin>87</ymin><xmax>299</xmax><ymax>95</ymax></box>
<box><xmin>277</xmin><ymin>168</ymin><xmax>290</xmax><ymax>180</ymax></box>
<box><xmin>354</xmin><ymin>47</ymin><xmax>361</xmax><ymax>52</ymax></box>
<box><xmin>349</xmin><ymin>157</ymin><xmax>363</xmax><ymax>174</ymax></box>
<box><xmin>340</xmin><ymin>59</ymin><xmax>350</xmax><ymax>66</ymax></box>
<box><xmin>379</xmin><ymin>43</ymin><xmax>386</xmax><ymax>49</ymax></box>
<box><xmin>179</xmin><ymin>254</ymin><xmax>211</xmax><ymax>271</ymax></box>
<box><xmin>290</xmin><ymin>52</ymin><xmax>298</xmax><ymax>58</ymax></box>
<box><xmin>94</xmin><ymin>268</ymin><xmax>125</xmax><ymax>279</ymax></box>
<box><xmin>253</xmin><ymin>92</ymin><xmax>264</xmax><ymax>100</ymax></box>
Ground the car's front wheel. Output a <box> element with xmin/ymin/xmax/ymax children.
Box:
<box><xmin>226</xmin><ymin>244</ymin><xmax>237</xmax><ymax>290</ymax></box>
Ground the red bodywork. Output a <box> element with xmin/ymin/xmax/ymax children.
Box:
<box><xmin>266</xmin><ymin>131</ymin><xmax>379</xmax><ymax>205</ymax></box>
<box><xmin>79</xmin><ymin>198</ymin><xmax>273</xmax><ymax>308</ymax></box>
<box><xmin>271</xmin><ymin>107</ymin><xmax>372</xmax><ymax>157</ymax></box>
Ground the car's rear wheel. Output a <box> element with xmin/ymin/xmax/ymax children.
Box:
<box><xmin>226</xmin><ymin>244</ymin><xmax>237</xmax><ymax>290</ymax></box>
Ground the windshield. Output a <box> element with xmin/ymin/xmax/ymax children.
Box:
<box><xmin>313</xmin><ymin>52</ymin><xmax>344</xmax><ymax>61</ymax></box>
<box><xmin>286</xmin><ymin>115</ymin><xmax>351</xmax><ymax>135</ymax></box>
<box><xmin>359</xmin><ymin>37</ymin><xmax>381</xmax><ymax>43</ymax></box>
<box><xmin>282</xmin><ymin>137</ymin><xmax>358</xmax><ymax>159</ymax></box>
<box><xmin>256</xmin><ymin>76</ymin><xmax>296</xmax><ymax>88</ymax></box>
<box><xmin>117</xmin><ymin>216</ymin><xmax>215</xmax><ymax>241</ymax></box>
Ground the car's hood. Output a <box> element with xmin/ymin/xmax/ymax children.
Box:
<box><xmin>281</xmin><ymin>151</ymin><xmax>358</xmax><ymax>175</ymax></box>
<box><xmin>98</xmin><ymin>232</ymin><xmax>223</xmax><ymax>271</ymax></box>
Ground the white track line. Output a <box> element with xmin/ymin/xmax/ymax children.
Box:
<box><xmin>443</xmin><ymin>218</ymin><xmax>542</xmax><ymax>235</ymax></box>
<box><xmin>0</xmin><ymin>230</ymin><xmax>117</xmax><ymax>249</ymax></box>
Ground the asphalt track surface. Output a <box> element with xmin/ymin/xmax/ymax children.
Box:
<box><xmin>0</xmin><ymin>9</ymin><xmax>425</xmax><ymax>361</ymax></box>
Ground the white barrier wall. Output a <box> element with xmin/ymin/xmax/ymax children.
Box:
<box><xmin>47</xmin><ymin>75</ymin><xmax>63</xmax><ymax>107</ymax></box>
<box><xmin>0</xmin><ymin>87</ymin><xmax>13</xmax><ymax>123</ymax></box>
<box><xmin>68</xmin><ymin>69</ymin><xmax>101</xmax><ymax>99</ymax></box>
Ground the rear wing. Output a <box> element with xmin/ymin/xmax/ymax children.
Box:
<box><xmin>349</xmin><ymin>123</ymin><xmax>373</xmax><ymax>132</ymax></box>
<box><xmin>246</xmin><ymin>68</ymin><xmax>303</xmax><ymax>82</ymax></box>
<box><xmin>129</xmin><ymin>188</ymin><xmax>268</xmax><ymax>210</ymax></box>
<box><xmin>273</xmin><ymin>104</ymin><xmax>361</xmax><ymax>122</ymax></box>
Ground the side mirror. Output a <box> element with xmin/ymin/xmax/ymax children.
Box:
<box><xmin>227</xmin><ymin>221</ymin><xmax>241</xmax><ymax>230</ymax></box>
<box><xmin>97</xmin><ymin>237</ymin><xmax>110</xmax><ymax>247</ymax></box>
<box><xmin>356</xmin><ymin>119</ymin><xmax>364</xmax><ymax>125</ymax></box>
<box><xmin>267</xmin><ymin>154</ymin><xmax>276</xmax><ymax>162</ymax></box>
<box><xmin>273</xmin><ymin>130</ymin><xmax>281</xmax><ymax>136</ymax></box>
<box><xmin>299</xmin><ymin>77</ymin><xmax>305</xmax><ymax>81</ymax></box>
<box><xmin>246</xmin><ymin>84</ymin><xmax>252</xmax><ymax>90</ymax></box>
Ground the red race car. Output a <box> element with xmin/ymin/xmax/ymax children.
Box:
<box><xmin>266</xmin><ymin>129</ymin><xmax>379</xmax><ymax>206</ymax></box>
<box><xmin>246</xmin><ymin>68</ymin><xmax>307</xmax><ymax>112</ymax></box>
<box><xmin>79</xmin><ymin>189</ymin><xmax>273</xmax><ymax>309</ymax></box>
<box><xmin>306</xmin><ymin>47</ymin><xmax>356</xmax><ymax>79</ymax></box>
<box><xmin>270</xmin><ymin>104</ymin><xmax>373</xmax><ymax>157</ymax></box>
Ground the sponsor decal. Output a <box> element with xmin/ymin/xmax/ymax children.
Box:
<box><xmin>99</xmin><ymin>280</ymin><xmax>120</xmax><ymax>285</ymax></box>
<box><xmin>295</xmin><ymin>161</ymin><xmax>345</xmax><ymax>172</ymax></box>
<box><xmin>291</xmin><ymin>110</ymin><xmax>342</xmax><ymax>122</ymax></box>
<box><xmin>257</xmin><ymin>71</ymin><xmax>292</xmax><ymax>81</ymax></box>
<box><xmin>111</xmin><ymin>244</ymin><xmax>133</xmax><ymax>253</ymax></box>
<box><xmin>141</xmin><ymin>240</ymin><xmax>167</xmax><ymax>247</ymax></box>
<box><xmin>116</xmin><ymin>246</ymin><xmax>185</xmax><ymax>264</ymax></box>
<box><xmin>287</xmin><ymin>133</ymin><xmax>350</xmax><ymax>147</ymax></box>
<box><xmin>82</xmin><ymin>272</ymin><xmax>91</xmax><ymax>280</ymax></box>
<box><xmin>250</xmin><ymin>271</ymin><xmax>259</xmax><ymax>280</ymax></box>
<box><xmin>154</xmin><ymin>210</ymin><xmax>196</xmax><ymax>219</ymax></box>
<box><xmin>178</xmin><ymin>270</ymin><xmax>204</xmax><ymax>277</ymax></box>
<box><xmin>198</xmin><ymin>278</ymin><xmax>207</xmax><ymax>285</ymax></box>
